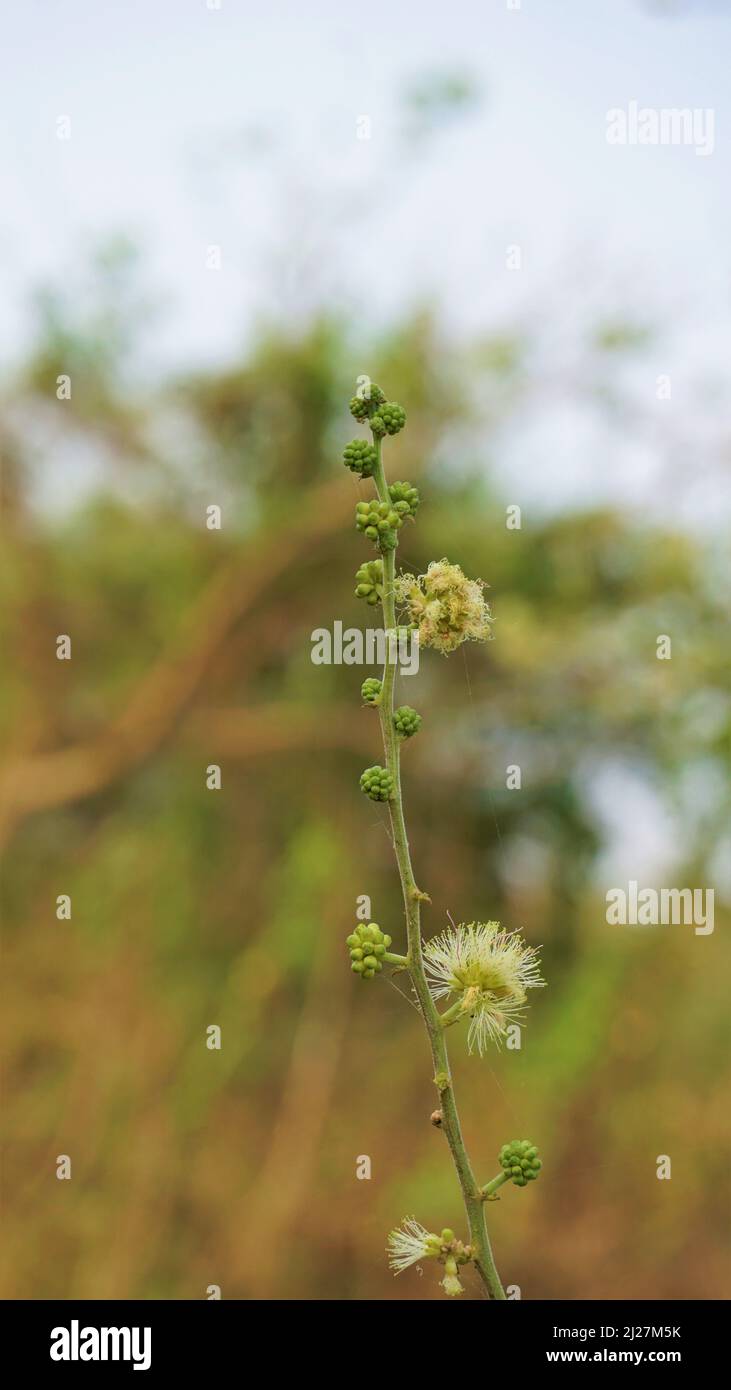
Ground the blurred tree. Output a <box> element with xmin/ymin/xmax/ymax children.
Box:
<box><xmin>0</xmin><ymin>266</ymin><xmax>729</xmax><ymax>1301</ymax></box>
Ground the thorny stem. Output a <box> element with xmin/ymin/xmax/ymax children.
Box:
<box><xmin>370</xmin><ymin>439</ymin><xmax>506</xmax><ymax>1301</ymax></box>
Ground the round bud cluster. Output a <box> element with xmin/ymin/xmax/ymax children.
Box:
<box><xmin>354</xmin><ymin>558</ymin><xmax>384</xmax><ymax>606</ymax></box>
<box><xmin>349</xmin><ymin>395</ymin><xmax>370</xmax><ymax>422</ymax></box>
<box><xmin>371</xmin><ymin>402</ymin><xmax>406</xmax><ymax>437</ymax></box>
<box><xmin>361</xmin><ymin>677</ymin><xmax>383</xmax><ymax>705</ymax></box>
<box><xmin>343</xmin><ymin>438</ymin><xmax>378</xmax><ymax>477</ymax></box>
<box><xmin>349</xmin><ymin>383</ymin><xmax>386</xmax><ymax>421</ymax></box>
<box><xmin>355</xmin><ymin>499</ymin><xmax>403</xmax><ymax>551</ymax></box>
<box><xmin>393</xmin><ymin>705</ymin><xmax>421</xmax><ymax>738</ymax></box>
<box><xmin>389</xmin><ymin>481</ymin><xmax>420</xmax><ymax>519</ymax></box>
<box><xmin>346</xmin><ymin>921</ymin><xmax>392</xmax><ymax>979</ymax></box>
<box><xmin>498</xmin><ymin>1140</ymin><xmax>542</xmax><ymax>1187</ymax></box>
<box><xmin>360</xmin><ymin>765</ymin><xmax>394</xmax><ymax>801</ymax></box>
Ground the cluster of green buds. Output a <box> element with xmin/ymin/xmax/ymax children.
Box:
<box><xmin>361</xmin><ymin>677</ymin><xmax>382</xmax><ymax>706</ymax></box>
<box><xmin>425</xmin><ymin>1229</ymin><xmax>472</xmax><ymax>1297</ymax></box>
<box><xmin>354</xmin><ymin>557</ymin><xmax>384</xmax><ymax>606</ymax></box>
<box><xmin>389</xmin><ymin>481</ymin><xmax>420</xmax><ymax>519</ymax></box>
<box><xmin>343</xmin><ymin>438</ymin><xmax>378</xmax><ymax>478</ymax></box>
<box><xmin>349</xmin><ymin>382</ymin><xmax>386</xmax><ymax>421</ymax></box>
<box><xmin>393</xmin><ymin>705</ymin><xmax>421</xmax><ymax>738</ymax></box>
<box><xmin>346</xmin><ymin>921</ymin><xmax>392</xmax><ymax>979</ymax></box>
<box><xmin>371</xmin><ymin>402</ymin><xmax>406</xmax><ymax>437</ymax></box>
<box><xmin>480</xmin><ymin>1141</ymin><xmax>543</xmax><ymax>1201</ymax></box>
<box><xmin>499</xmin><ymin>1139</ymin><xmax>542</xmax><ymax>1186</ymax></box>
<box><xmin>360</xmin><ymin>765</ymin><xmax>394</xmax><ymax>801</ymax></box>
<box><xmin>355</xmin><ymin>498</ymin><xmax>404</xmax><ymax>551</ymax></box>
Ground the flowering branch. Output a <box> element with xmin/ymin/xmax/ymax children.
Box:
<box><xmin>342</xmin><ymin>379</ymin><xmax>546</xmax><ymax>1300</ymax></box>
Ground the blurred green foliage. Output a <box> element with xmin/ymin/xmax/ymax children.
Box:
<box><xmin>1</xmin><ymin>266</ymin><xmax>729</xmax><ymax>1301</ymax></box>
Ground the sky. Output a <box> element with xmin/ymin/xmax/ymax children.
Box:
<box><xmin>1</xmin><ymin>0</ymin><xmax>730</xmax><ymax>516</ymax></box>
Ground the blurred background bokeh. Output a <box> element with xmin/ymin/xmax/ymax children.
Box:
<box><xmin>1</xmin><ymin>0</ymin><xmax>730</xmax><ymax>1300</ymax></box>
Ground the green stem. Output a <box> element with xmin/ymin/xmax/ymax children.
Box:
<box><xmin>370</xmin><ymin>436</ymin><xmax>506</xmax><ymax>1301</ymax></box>
<box><xmin>439</xmin><ymin>999</ymin><xmax>468</xmax><ymax>1029</ymax></box>
<box><xmin>480</xmin><ymin>1172</ymin><xmax>510</xmax><ymax>1201</ymax></box>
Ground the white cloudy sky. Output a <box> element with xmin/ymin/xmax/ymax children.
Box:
<box><xmin>2</xmin><ymin>0</ymin><xmax>730</xmax><ymax>517</ymax></box>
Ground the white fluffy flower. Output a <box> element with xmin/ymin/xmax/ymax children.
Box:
<box><xmin>424</xmin><ymin>921</ymin><xmax>545</xmax><ymax>1055</ymax></box>
<box><xmin>387</xmin><ymin>1218</ymin><xmax>440</xmax><ymax>1274</ymax></box>
<box><xmin>394</xmin><ymin>559</ymin><xmax>491</xmax><ymax>654</ymax></box>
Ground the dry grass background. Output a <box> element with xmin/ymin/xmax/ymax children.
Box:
<box><xmin>1</xmin><ymin>298</ymin><xmax>729</xmax><ymax>1299</ymax></box>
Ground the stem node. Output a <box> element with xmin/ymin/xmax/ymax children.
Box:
<box><xmin>409</xmin><ymin>886</ymin><xmax>432</xmax><ymax>903</ymax></box>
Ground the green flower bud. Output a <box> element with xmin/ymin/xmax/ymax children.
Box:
<box><xmin>349</xmin><ymin>382</ymin><xmax>386</xmax><ymax>421</ymax></box>
<box><xmin>388</xmin><ymin>481</ymin><xmax>420</xmax><ymax>519</ymax></box>
<box><xmin>343</xmin><ymin>438</ymin><xmax>377</xmax><ymax>477</ymax></box>
<box><xmin>354</xmin><ymin>557</ymin><xmax>384</xmax><ymax>606</ymax></box>
<box><xmin>346</xmin><ymin>920</ymin><xmax>394</xmax><ymax>979</ymax></box>
<box><xmin>393</xmin><ymin>705</ymin><xmax>422</xmax><ymax>739</ymax></box>
<box><xmin>441</xmin><ymin>1254</ymin><xmax>464</xmax><ymax>1297</ymax></box>
<box><xmin>349</xmin><ymin>394</ymin><xmax>370</xmax><ymax>421</ymax></box>
<box><xmin>359</xmin><ymin>765</ymin><xmax>394</xmax><ymax>802</ymax></box>
<box><xmin>499</xmin><ymin>1139</ymin><xmax>542</xmax><ymax>1184</ymax></box>
<box><xmin>361</xmin><ymin>677</ymin><xmax>382</xmax><ymax>706</ymax></box>
<box><xmin>355</xmin><ymin>499</ymin><xmax>403</xmax><ymax>551</ymax></box>
<box><xmin>371</xmin><ymin>402</ymin><xmax>406</xmax><ymax>436</ymax></box>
